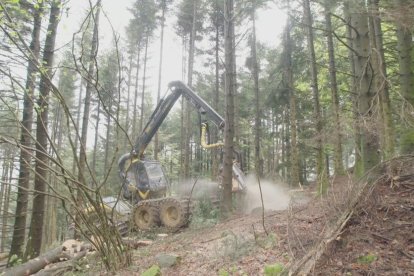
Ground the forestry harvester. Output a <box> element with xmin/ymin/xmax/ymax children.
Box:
<box><xmin>118</xmin><ymin>81</ymin><xmax>246</xmax><ymax>230</ymax></box>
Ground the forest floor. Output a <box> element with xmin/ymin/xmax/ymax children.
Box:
<box><xmin>6</xmin><ymin>158</ymin><xmax>409</xmax><ymax>275</ymax></box>
<box><xmin>78</xmin><ymin>157</ymin><xmax>414</xmax><ymax>275</ymax></box>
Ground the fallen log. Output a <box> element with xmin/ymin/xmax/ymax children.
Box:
<box><xmin>33</xmin><ymin>250</ymin><xmax>88</xmax><ymax>276</ymax></box>
<box><xmin>4</xmin><ymin>238</ymin><xmax>151</xmax><ymax>275</ymax></box>
<box><xmin>4</xmin><ymin>247</ymin><xmax>67</xmax><ymax>276</ymax></box>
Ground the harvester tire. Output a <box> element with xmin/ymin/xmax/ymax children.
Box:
<box><xmin>159</xmin><ymin>198</ymin><xmax>189</xmax><ymax>229</ymax></box>
<box><xmin>132</xmin><ymin>203</ymin><xmax>160</xmax><ymax>230</ymax></box>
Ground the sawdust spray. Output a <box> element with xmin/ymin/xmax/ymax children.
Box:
<box><xmin>244</xmin><ymin>175</ymin><xmax>291</xmax><ymax>213</ymax></box>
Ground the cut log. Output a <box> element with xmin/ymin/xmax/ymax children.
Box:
<box><xmin>4</xmin><ymin>247</ymin><xmax>66</xmax><ymax>276</ymax></box>
<box><xmin>33</xmin><ymin>250</ymin><xmax>88</xmax><ymax>276</ymax></box>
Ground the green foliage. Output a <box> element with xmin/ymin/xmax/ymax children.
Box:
<box><xmin>142</xmin><ymin>265</ymin><xmax>161</xmax><ymax>276</ymax></box>
<box><xmin>264</xmin><ymin>263</ymin><xmax>285</xmax><ymax>276</ymax></box>
<box><xmin>8</xmin><ymin>254</ymin><xmax>22</xmax><ymax>267</ymax></box>
<box><xmin>357</xmin><ymin>253</ymin><xmax>377</xmax><ymax>265</ymax></box>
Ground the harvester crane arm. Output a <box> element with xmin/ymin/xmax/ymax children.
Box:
<box><xmin>118</xmin><ymin>80</ymin><xmax>228</xmax><ymax>182</ymax></box>
<box><xmin>132</xmin><ymin>80</ymin><xmax>224</xmax><ymax>158</ymax></box>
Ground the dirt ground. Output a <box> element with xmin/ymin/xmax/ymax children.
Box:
<box><xmin>98</xmin><ymin>158</ymin><xmax>414</xmax><ymax>276</ymax></box>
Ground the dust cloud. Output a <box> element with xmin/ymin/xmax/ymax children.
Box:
<box><xmin>173</xmin><ymin>178</ymin><xmax>221</xmax><ymax>199</ymax></box>
<box><xmin>244</xmin><ymin>175</ymin><xmax>291</xmax><ymax>213</ymax></box>
<box><xmin>171</xmin><ymin>176</ymin><xmax>292</xmax><ymax>213</ymax></box>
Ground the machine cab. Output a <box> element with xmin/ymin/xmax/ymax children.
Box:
<box><xmin>120</xmin><ymin>154</ymin><xmax>169</xmax><ymax>201</ymax></box>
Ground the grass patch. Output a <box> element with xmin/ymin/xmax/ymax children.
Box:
<box><xmin>357</xmin><ymin>253</ymin><xmax>377</xmax><ymax>265</ymax></box>
<box><xmin>141</xmin><ymin>265</ymin><xmax>161</xmax><ymax>276</ymax></box>
<box><xmin>264</xmin><ymin>263</ymin><xmax>285</xmax><ymax>276</ymax></box>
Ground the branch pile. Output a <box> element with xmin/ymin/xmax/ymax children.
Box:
<box><xmin>285</xmin><ymin>163</ymin><xmax>388</xmax><ymax>275</ymax></box>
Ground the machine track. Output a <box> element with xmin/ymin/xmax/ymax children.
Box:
<box><xmin>132</xmin><ymin>197</ymin><xmax>191</xmax><ymax>231</ymax></box>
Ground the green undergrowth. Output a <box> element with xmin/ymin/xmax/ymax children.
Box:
<box><xmin>189</xmin><ymin>196</ymin><xmax>220</xmax><ymax>228</ymax></box>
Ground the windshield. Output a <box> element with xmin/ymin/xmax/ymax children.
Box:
<box><xmin>144</xmin><ymin>161</ymin><xmax>169</xmax><ymax>190</ymax></box>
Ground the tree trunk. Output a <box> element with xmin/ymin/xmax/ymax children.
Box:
<box><xmin>154</xmin><ymin>3</ymin><xmax>167</xmax><ymax>160</ymax></box>
<box><xmin>212</xmin><ymin>5</ymin><xmax>221</xmax><ymax>180</ymax></box>
<box><xmin>284</xmin><ymin>13</ymin><xmax>300</xmax><ymax>187</ymax></box>
<box><xmin>25</xmin><ymin>0</ymin><xmax>61</xmax><ymax>259</ymax></box>
<box><xmin>184</xmin><ymin>0</ymin><xmax>198</xmax><ymax>179</ymax></box>
<box><xmin>369</xmin><ymin>0</ymin><xmax>394</xmax><ymax>159</ymax></box>
<box><xmin>104</xmin><ymin>110</ymin><xmax>112</xmax><ymax>173</ymax></box>
<box><xmin>139</xmin><ymin>35</ymin><xmax>149</xmax><ymax>133</ymax></box>
<box><xmin>0</xmin><ymin>157</ymin><xmax>9</xmax><ymax>216</ymax></box>
<box><xmin>349</xmin><ymin>0</ymin><xmax>380</xmax><ymax>175</ymax></box>
<box><xmin>180</xmin><ymin>37</ymin><xmax>187</xmax><ymax>180</ymax></box>
<box><xmin>303</xmin><ymin>0</ymin><xmax>326</xmax><ymax>193</ymax></box>
<box><xmin>77</xmin><ymin>0</ymin><xmax>101</xmax><ymax>187</ymax></box>
<box><xmin>124</xmin><ymin>53</ymin><xmax>134</xmax><ymax>150</ymax></box>
<box><xmin>132</xmin><ymin>43</ymin><xmax>141</xmax><ymax>138</ymax></box>
<box><xmin>324</xmin><ymin>2</ymin><xmax>345</xmax><ymax>175</ymax></box>
<box><xmin>1</xmin><ymin>156</ymin><xmax>11</xmax><ymax>252</ymax></box>
<box><xmin>251</xmin><ymin>8</ymin><xmax>262</xmax><ymax>177</ymax></box>
<box><xmin>396</xmin><ymin>0</ymin><xmax>414</xmax><ymax>153</ymax></box>
<box><xmin>92</xmin><ymin>100</ymin><xmax>101</xmax><ymax>174</ymax></box>
<box><xmin>344</xmin><ymin>2</ymin><xmax>361</xmax><ymax>173</ymax></box>
<box><xmin>222</xmin><ymin>0</ymin><xmax>235</xmax><ymax>214</ymax></box>
<box><xmin>9</xmin><ymin>2</ymin><xmax>43</xmax><ymax>260</ymax></box>
<box><xmin>45</xmin><ymin>106</ymin><xmax>63</xmax><ymax>247</ymax></box>
<box><xmin>72</xmin><ymin>78</ymin><xmax>85</xmax><ymax>174</ymax></box>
